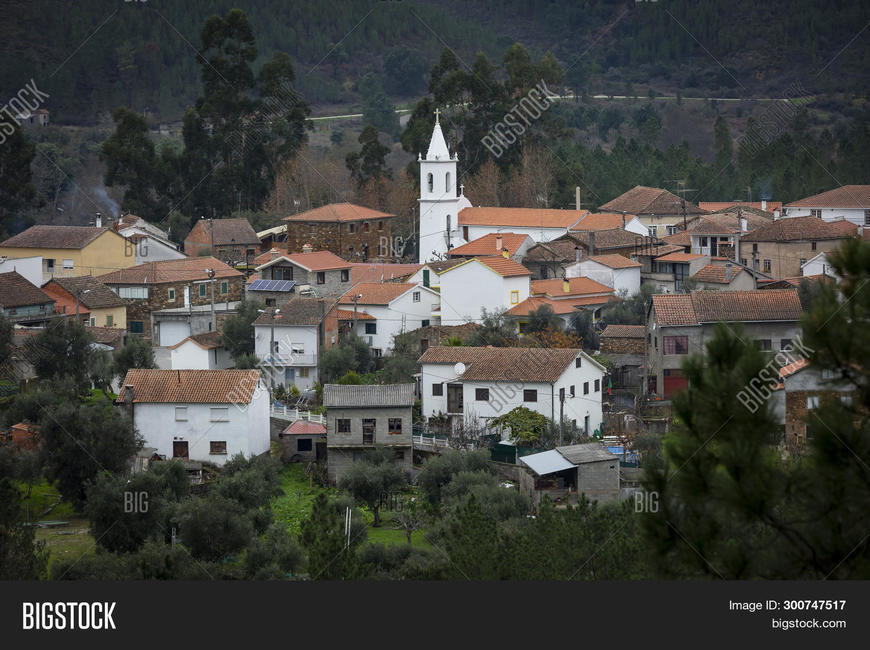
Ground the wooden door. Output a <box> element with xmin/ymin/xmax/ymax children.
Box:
<box><xmin>173</xmin><ymin>441</ymin><xmax>189</xmax><ymax>459</ymax></box>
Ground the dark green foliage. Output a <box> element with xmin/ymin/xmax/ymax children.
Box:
<box><xmin>466</xmin><ymin>308</ymin><xmax>517</xmax><ymax>347</ymax></box>
<box><xmin>338</xmin><ymin>447</ymin><xmax>407</xmax><ymax>527</ymax></box>
<box><xmin>39</xmin><ymin>401</ymin><xmax>141</xmax><ymax>507</ymax></box>
<box><xmin>299</xmin><ymin>492</ymin><xmax>366</xmax><ymax>579</ymax></box>
<box><xmin>24</xmin><ymin>318</ymin><xmax>94</xmax><ymax>390</ymax></box>
<box><xmin>524</xmin><ymin>304</ymin><xmax>561</xmax><ymax>334</ymax></box>
<box><xmin>174</xmin><ymin>495</ymin><xmax>256</xmax><ymax>562</ymax></box>
<box><xmin>358</xmin><ymin>542</ymin><xmax>449</xmax><ymax>580</ymax></box>
<box><xmin>490</xmin><ymin>406</ymin><xmax>549</xmax><ymax>444</ymax></box>
<box><xmin>221</xmin><ymin>299</ymin><xmax>266</xmax><ymax>361</ymax></box>
<box><xmin>0</xmin><ymin>124</ymin><xmax>37</xmax><ymax>238</ymax></box>
<box><xmin>0</xmin><ymin>313</ymin><xmax>13</xmax><ymax>369</ymax></box>
<box><xmin>0</xmin><ymin>477</ymin><xmax>48</xmax><ymax>579</ymax></box>
<box><xmin>384</xmin><ymin>47</ymin><xmax>429</xmax><ymax>96</ymax></box>
<box><xmin>346</xmin><ymin>125</ymin><xmax>392</xmax><ymax>186</ymax></box>
<box><xmin>443</xmin><ymin>495</ymin><xmax>503</xmax><ymax>579</ymax></box>
<box><xmin>113</xmin><ymin>336</ymin><xmax>155</xmax><ymax>380</ymax></box>
<box><xmin>417</xmin><ymin>449</ymin><xmax>492</xmax><ymax>505</ymax></box>
<box><xmin>318</xmin><ymin>333</ymin><xmax>374</xmax><ymax>383</ymax></box>
<box><xmin>244</xmin><ymin>524</ymin><xmax>305</xmax><ymax>579</ymax></box>
<box><xmin>600</xmin><ymin>284</ymin><xmax>656</xmax><ymax>326</ymax></box>
<box><xmin>569</xmin><ymin>309</ymin><xmax>599</xmax><ymax>349</ymax></box>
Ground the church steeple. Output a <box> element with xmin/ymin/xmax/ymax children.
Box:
<box><xmin>424</xmin><ymin>108</ymin><xmax>451</xmax><ymax>161</ymax></box>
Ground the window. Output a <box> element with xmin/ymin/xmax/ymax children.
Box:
<box><xmin>90</xmin><ymin>317</ymin><xmax>96</xmax><ymax>326</ymax></box>
<box><xmin>523</xmin><ymin>389</ymin><xmax>537</xmax><ymax>402</ymax></box>
<box><xmin>413</xmin><ymin>291</ymin><xmax>421</xmax><ymax>302</ymax></box>
<box><xmin>363</xmin><ymin>222</ymin><xmax>370</xmax><ymax>232</ymax></box>
<box><xmin>62</xmin><ymin>259</ymin><xmax>74</xmax><ymax>270</ymax></box>
<box><xmin>340</xmin><ymin>269</ymin><xmax>349</xmax><ymax>282</ymax></box>
<box><xmin>373</xmin><ymin>348</ymin><xmax>382</xmax><ymax>358</ymax></box>
<box><xmin>348</xmin><ymin>223</ymin><xmax>356</xmax><ymax>234</ymax></box>
<box><xmin>811</xmin><ymin>241</ymin><xmax>817</xmax><ymax>251</ymax></box>
<box><xmin>865</xmin><ymin>210</ymin><xmax>870</xmax><ymax>226</ymax></box>
<box><xmin>432</xmin><ymin>383</ymin><xmax>443</xmax><ymax>396</ymax></box>
<box><xmin>210</xmin><ymin>407</ymin><xmax>229</xmax><ymax>421</ymax></box>
<box><xmin>309</xmin><ymin>222</ymin><xmax>317</xmax><ymax>235</ymax></box>
<box><xmin>362</xmin><ymin>418</ymin><xmax>375</xmax><ymax>444</ymax></box>
<box><xmin>45</xmin><ymin>258</ymin><xmax>55</xmax><ymax>270</ymax></box>
<box><xmin>648</xmin><ymin>226</ymin><xmax>657</xmax><ymax>238</ymax></box>
<box><xmin>175</xmin><ymin>407</ymin><xmax>188</xmax><ymax>421</ymax></box>
<box><xmin>757</xmin><ymin>339</ymin><xmax>772</xmax><ymax>351</ymax></box>
<box><xmin>119</xmin><ymin>286</ymin><xmax>148</xmax><ymax>299</ymax></box>
<box><xmin>365</xmin><ymin>322</ymin><xmax>377</xmax><ymax>334</ymax></box>
<box><xmin>129</xmin><ymin>321</ymin><xmax>144</xmax><ymax>333</ymax></box>
<box><xmin>388</xmin><ymin>418</ymin><xmax>403</xmax><ymax>435</ymax></box>
<box><xmin>570</xmin><ymin>385</ymin><xmax>575</xmax><ymax>397</ymax></box>
<box><xmin>446</xmin><ymin>172</ymin><xmax>452</xmax><ymax>192</ymax></box>
<box><xmin>378</xmin><ymin>221</ymin><xmax>384</xmax><ymax>231</ymax></box>
<box><xmin>199</xmin><ymin>284</ymin><xmax>206</xmax><ymax>297</ymax></box>
<box><xmin>168</xmin><ymin>288</ymin><xmax>175</xmax><ymax>300</ymax></box>
<box><xmin>810</xmin><ymin>209</ymin><xmax>822</xmax><ymax>218</ymax></box>
<box><xmin>841</xmin><ymin>395</ymin><xmax>853</xmax><ymax>406</ymax></box>
<box><xmin>594</xmin><ymin>379</ymin><xmax>600</xmax><ymax>392</ymax></box>
<box><xmin>575</xmin><ymin>357</ymin><xmax>582</xmax><ymax>368</ymax></box>
<box><xmin>806</xmin><ymin>395</ymin><xmax>820</xmax><ymax>409</ymax></box>
<box><xmin>427</xmin><ymin>173</ymin><xmax>433</xmax><ymax>192</ymax></box>
<box><xmin>763</xmin><ymin>259</ymin><xmax>771</xmax><ymax>272</ymax></box>
<box><xmin>475</xmin><ymin>388</ymin><xmax>489</xmax><ymax>401</ymax></box>
<box><xmin>316</xmin><ymin>272</ymin><xmax>325</xmax><ymax>284</ymax></box>
<box><xmin>510</xmin><ymin>290</ymin><xmax>519</xmax><ymax>304</ymax></box>
<box><xmin>348</xmin><ymin>246</ymin><xmax>354</xmax><ymax>255</ymax></box>
<box><xmin>422</xmin><ymin>319</ymin><xmax>430</xmax><ymax>327</ymax></box>
<box><xmin>700</xmin><ymin>237</ymin><xmax>708</xmax><ymax>248</ymax></box>
<box><xmin>106</xmin><ymin>315</ymin><xmax>113</xmax><ymax>327</ymax></box>
<box><xmin>220</xmin><ymin>281</ymin><xmax>228</xmax><ymax>294</ymax></box>
<box><xmin>654</xmin><ymin>337</ymin><xmax>658</xmax><ymax>349</ymax></box>
<box><xmin>740</xmin><ymin>258</ymin><xmax>747</xmax><ymax>266</ymax></box>
<box><xmin>337</xmin><ymin>418</ymin><xmax>351</xmax><ymax>433</ymax></box>
<box><xmin>275</xmin><ymin>267</ymin><xmax>293</xmax><ymax>280</ymax></box>
<box><xmin>583</xmin><ymin>382</ymin><xmax>589</xmax><ymax>395</ymax></box>
<box><xmin>799</xmin><ymin>258</ymin><xmax>807</xmax><ymax>267</ymax></box>
<box><xmin>297</xmin><ymin>438</ymin><xmax>312</xmax><ymax>451</ymax></box>
<box><xmin>423</xmin><ymin>269</ymin><xmax>430</xmax><ymax>287</ymax></box>
<box><xmin>559</xmin><ymin>387</ymin><xmax>565</xmax><ymax>402</ymax></box>
<box><xmin>663</xmin><ymin>336</ymin><xmax>689</xmax><ymax>355</ymax></box>
<box><xmin>781</xmin><ymin>339</ymin><xmax>793</xmax><ymax>350</ymax></box>
<box><xmin>299</xmin><ymin>367</ymin><xmax>309</xmax><ymax>377</ymax></box>
<box><xmin>210</xmin><ymin>441</ymin><xmax>227</xmax><ymax>455</ymax></box>
<box><xmin>666</xmin><ymin>225</ymin><xmax>678</xmax><ymax>235</ymax></box>
<box><xmin>752</xmin><ymin>243</ymin><xmax>758</xmax><ymax>253</ymax></box>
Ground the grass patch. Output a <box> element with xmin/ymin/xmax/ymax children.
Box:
<box><xmin>271</xmin><ymin>463</ymin><xmax>336</xmax><ymax>536</ymax></box>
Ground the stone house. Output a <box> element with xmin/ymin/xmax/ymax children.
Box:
<box><xmin>324</xmin><ymin>383</ymin><xmax>415</xmax><ymax>483</ymax></box>
<box><xmin>782</xmin><ymin>185</ymin><xmax>870</xmax><ymax>225</ymax></box>
<box><xmin>281</xmin><ymin>203</ymin><xmax>396</xmax><ymax>261</ymax></box>
<box><xmin>519</xmin><ymin>443</ymin><xmax>621</xmax><ymax>507</ymax></box>
<box><xmin>42</xmin><ymin>275</ymin><xmax>129</xmax><ymax>329</ymax></box>
<box><xmin>599</xmin><ymin>324</ymin><xmax>645</xmax><ymax>391</ymax></box>
<box><xmin>646</xmin><ymin>289</ymin><xmax>803</xmax><ymax>399</ymax></box>
<box><xmin>279</xmin><ymin>419</ymin><xmax>327</xmax><ymax>463</ymax></box>
<box><xmin>598</xmin><ymin>185</ymin><xmax>708</xmax><ymax>239</ymax></box>
<box><xmin>184</xmin><ymin>218</ymin><xmax>260</xmax><ymax>265</ymax></box>
<box><xmin>252</xmin><ymin>246</ymin><xmax>351</xmax><ymax>300</ymax></box>
<box><xmin>96</xmin><ymin>256</ymin><xmax>244</xmax><ymax>341</ymax></box>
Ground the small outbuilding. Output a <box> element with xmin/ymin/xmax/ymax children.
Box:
<box><xmin>519</xmin><ymin>442</ymin><xmax>620</xmax><ymax>507</ymax></box>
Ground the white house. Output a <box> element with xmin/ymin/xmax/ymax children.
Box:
<box><xmin>438</xmin><ymin>256</ymin><xmax>532</xmax><ymax>325</ymax></box>
<box><xmin>119</xmin><ymin>369</ymin><xmax>270</xmax><ymax>466</ymax></box>
<box><xmin>252</xmin><ymin>297</ymin><xmax>335</xmax><ymax>391</ymax></box>
<box><xmin>406</xmin><ymin>259</ymin><xmax>465</xmax><ymax>290</ymax></box>
<box><xmin>801</xmin><ymin>251</ymin><xmax>838</xmax><ymax>279</ymax></box>
<box><xmin>170</xmin><ymin>332</ymin><xmax>234</xmax><ymax>370</ymax></box>
<box><xmin>446</xmin><ymin>232</ymin><xmax>536</xmax><ymax>262</ymax></box>
<box><xmin>457</xmin><ymin>207</ymin><xmax>586</xmax><ymax>247</ymax></box>
<box><xmin>566</xmin><ymin>254</ymin><xmax>641</xmax><ymax>296</ymax></box>
<box><xmin>0</xmin><ymin>255</ymin><xmax>42</xmax><ymax>287</ymax></box>
<box><xmin>116</xmin><ymin>214</ymin><xmax>186</xmax><ymax>264</ymax></box>
<box><xmin>418</xmin><ymin>346</ymin><xmax>606</xmax><ymax>436</ymax></box>
<box><xmin>339</xmin><ymin>282</ymin><xmax>441</xmax><ymax>354</ymax></box>
<box><xmin>570</xmin><ymin>212</ymin><xmax>649</xmax><ymax>237</ymax></box>
<box><xmin>783</xmin><ymin>185</ymin><xmax>870</xmax><ymax>226</ymax></box>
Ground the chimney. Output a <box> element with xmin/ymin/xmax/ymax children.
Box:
<box><xmin>176</xmin><ymin>370</ymin><xmax>181</xmax><ymax>384</ymax></box>
<box><xmin>270</xmin><ymin>248</ymin><xmax>280</xmax><ymax>260</ymax></box>
<box><xmin>95</xmin><ymin>212</ymin><xmax>102</xmax><ymax>228</ymax></box>
<box><xmin>302</xmin><ymin>243</ymin><xmax>313</xmax><ymax>253</ymax></box>
<box><xmin>495</xmin><ymin>234</ymin><xmax>503</xmax><ymax>252</ymax></box>
<box><xmin>575</xmin><ymin>187</ymin><xmax>581</xmax><ymax>212</ymax></box>
<box><xmin>741</xmin><ymin>217</ymin><xmax>748</xmax><ymax>232</ymax></box>
<box><xmin>575</xmin><ymin>246</ymin><xmax>582</xmax><ymax>262</ymax></box>
<box><xmin>761</xmin><ymin>199</ymin><xmax>767</xmax><ymax>211</ymax></box>
<box><xmin>859</xmin><ymin>226</ymin><xmax>864</xmax><ymax>237</ymax></box>
<box><xmin>562</xmin><ymin>277</ymin><xmax>570</xmax><ymax>293</ymax></box>
<box><xmin>588</xmin><ymin>231</ymin><xmax>596</xmax><ymax>256</ymax></box>
<box><xmin>725</xmin><ymin>262</ymin><xmax>733</xmax><ymax>281</ymax></box>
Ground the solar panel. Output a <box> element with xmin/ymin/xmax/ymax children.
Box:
<box><xmin>248</xmin><ymin>279</ymin><xmax>295</xmax><ymax>292</ymax></box>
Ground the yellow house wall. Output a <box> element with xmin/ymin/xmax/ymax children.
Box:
<box><xmin>87</xmin><ymin>305</ymin><xmax>127</xmax><ymax>329</ymax></box>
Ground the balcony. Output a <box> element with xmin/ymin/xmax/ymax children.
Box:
<box><xmin>260</xmin><ymin>352</ymin><xmax>317</xmax><ymax>366</ymax></box>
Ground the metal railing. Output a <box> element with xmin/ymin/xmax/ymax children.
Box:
<box><xmin>412</xmin><ymin>433</ymin><xmax>451</xmax><ymax>449</ymax></box>
<box><xmin>269</xmin><ymin>405</ymin><xmax>324</xmax><ymax>423</ymax></box>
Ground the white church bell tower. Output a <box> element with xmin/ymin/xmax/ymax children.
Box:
<box><xmin>418</xmin><ymin>109</ymin><xmax>470</xmax><ymax>263</ymax></box>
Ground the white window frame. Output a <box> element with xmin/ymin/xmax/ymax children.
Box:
<box><xmin>806</xmin><ymin>395</ymin><xmax>820</xmax><ymax>410</ymax></box>
<box><xmin>209</xmin><ymin>407</ymin><xmax>229</xmax><ymax>422</ymax></box>
<box><xmin>413</xmin><ymin>291</ymin><xmax>421</xmax><ymax>302</ymax></box>
<box><xmin>175</xmin><ymin>406</ymin><xmax>188</xmax><ymax>421</ymax></box>
<box><xmin>62</xmin><ymin>259</ymin><xmax>74</xmax><ymax>270</ymax></box>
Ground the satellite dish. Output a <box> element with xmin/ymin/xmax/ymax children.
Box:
<box><xmin>454</xmin><ymin>362</ymin><xmax>466</xmax><ymax>375</ymax></box>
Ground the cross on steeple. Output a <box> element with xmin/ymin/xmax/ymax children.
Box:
<box><xmin>434</xmin><ymin>107</ymin><xmax>441</xmax><ymax>124</ymax></box>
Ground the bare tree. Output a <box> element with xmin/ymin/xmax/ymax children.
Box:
<box><xmin>464</xmin><ymin>158</ymin><xmax>501</xmax><ymax>207</ymax></box>
<box><xmin>392</xmin><ymin>497</ymin><xmax>425</xmax><ymax>544</ymax></box>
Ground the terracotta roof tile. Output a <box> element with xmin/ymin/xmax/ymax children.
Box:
<box><xmin>741</xmin><ymin>216</ymin><xmax>858</xmax><ymax>242</ymax></box>
<box><xmin>48</xmin><ymin>276</ymin><xmax>128</xmax><ymax>308</ymax></box>
<box><xmin>599</xmin><ymin>186</ymin><xmax>707</xmax><ymax>216</ymax></box>
<box><xmin>571</xmin><ymin>212</ymin><xmax>637</xmax><ymax>231</ymax></box>
<box><xmin>601</xmin><ymin>324</ymin><xmax>645</xmax><ymax>338</ymax></box>
<box><xmin>447</xmin><ymin>233</ymin><xmax>531</xmax><ymax>257</ymax></box>
<box><xmin>335</xmin><ymin>308</ymin><xmax>375</xmax><ymax>321</ymax></box>
<box><xmin>785</xmin><ymin>185</ymin><xmax>870</xmax><ymax>209</ymax></box>
<box><xmin>253</xmin><ymin>297</ymin><xmax>332</xmax><ymax>326</ymax></box>
<box><xmin>507</xmin><ymin>296</ymin><xmax>584</xmax><ymax>316</ymax></box>
<box><xmin>531</xmin><ymin>277</ymin><xmax>614</xmax><ymax>297</ymax></box>
<box><xmin>283</xmin><ymin>420</ymin><xmax>326</xmax><ymax>435</ymax></box>
<box><xmin>662</xmin><ymin>231</ymin><xmax>692</xmax><ymax>246</ymax></box>
<box><xmin>0</xmin><ymin>271</ymin><xmax>53</xmax><ymax>307</ymax></box>
<box><xmin>699</xmin><ymin>201</ymin><xmax>782</xmax><ymax>214</ymax></box>
<box><xmin>349</xmin><ymin>262</ymin><xmax>421</xmax><ymax>284</ymax></box>
<box><xmin>653</xmin><ymin>289</ymin><xmax>802</xmax><ymax>326</ymax></box>
<box><xmin>0</xmin><ymin>225</ymin><xmax>116</xmax><ymax>249</ymax></box>
<box><xmin>587</xmin><ymin>254</ymin><xmax>641</xmax><ymax>269</ymax></box>
<box><xmin>338</xmin><ymin>282</ymin><xmax>415</xmax><ymax>305</ymax></box>
<box><xmin>569</xmin><ymin>228</ymin><xmax>646</xmax><ymax>249</ymax></box>
<box><xmin>258</xmin><ymin>250</ymin><xmax>350</xmax><ymax>272</ymax></box>
<box><xmin>97</xmin><ymin>257</ymin><xmax>242</xmax><ymax>284</ymax></box>
<box><xmin>119</xmin><ymin>369</ymin><xmax>262</xmax><ymax>404</ymax></box>
<box><xmin>779</xmin><ymin>358</ymin><xmax>809</xmax><ymax>378</ymax></box>
<box><xmin>440</xmin><ymin>257</ymin><xmax>531</xmax><ymax>278</ymax></box>
<box><xmin>185</xmin><ymin>218</ymin><xmax>259</xmax><ymax>246</ymax></box>
<box><xmin>169</xmin><ymin>331</ymin><xmax>224</xmax><ymax>350</ymax></box>
<box><xmin>418</xmin><ymin>346</ymin><xmax>591</xmax><ymax>382</ymax></box>
<box><xmin>282</xmin><ymin>203</ymin><xmax>395</xmax><ymax>223</ymax></box>
<box><xmin>458</xmin><ymin>207</ymin><xmax>587</xmax><ymax>229</ymax></box>
<box><xmin>651</xmin><ymin>294</ymin><xmax>697</xmax><ymax>326</ymax></box>
<box><xmin>691</xmin><ymin>264</ymin><xmax>744</xmax><ymax>284</ymax></box>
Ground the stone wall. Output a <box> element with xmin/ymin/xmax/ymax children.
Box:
<box><xmin>284</xmin><ymin>220</ymin><xmax>394</xmax><ymax>261</ymax></box>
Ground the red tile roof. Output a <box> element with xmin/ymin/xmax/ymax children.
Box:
<box><xmin>283</xmin><ymin>420</ymin><xmax>326</xmax><ymax>435</ymax></box>
<box><xmin>119</xmin><ymin>369</ymin><xmax>262</xmax><ymax>404</ymax></box>
<box><xmin>652</xmin><ymin>289</ymin><xmax>802</xmax><ymax>326</ymax></box>
<box><xmin>699</xmin><ymin>201</ymin><xmax>782</xmax><ymax>214</ymax></box>
<box><xmin>185</xmin><ymin>218</ymin><xmax>259</xmax><ymax>246</ymax></box>
<box><xmin>447</xmin><ymin>232</ymin><xmax>531</xmax><ymax>257</ymax></box>
<box><xmin>531</xmin><ymin>277</ymin><xmax>614</xmax><ymax>297</ymax></box>
<box><xmin>691</xmin><ymin>264</ymin><xmax>744</xmax><ymax>284</ymax></box>
<box><xmin>338</xmin><ymin>282</ymin><xmax>415</xmax><ymax>305</ymax></box>
<box><xmin>599</xmin><ymin>186</ymin><xmax>708</xmax><ymax>216</ymax></box>
<box><xmin>418</xmin><ymin>346</ymin><xmax>592</xmax><ymax>382</ymax></box>
<box><xmin>601</xmin><ymin>324</ymin><xmax>645</xmax><ymax>338</ymax></box>
<box><xmin>282</xmin><ymin>203</ymin><xmax>395</xmax><ymax>223</ymax></box>
<box><xmin>741</xmin><ymin>216</ymin><xmax>858</xmax><ymax>242</ymax></box>
<box><xmin>258</xmin><ymin>250</ymin><xmax>350</xmax><ymax>272</ymax></box>
<box><xmin>441</xmin><ymin>256</ymin><xmax>532</xmax><ymax>278</ymax></box>
<box><xmin>570</xmin><ymin>212</ymin><xmax>637</xmax><ymax>231</ymax></box>
<box><xmin>507</xmin><ymin>296</ymin><xmax>586</xmax><ymax>317</ymax></box>
<box><xmin>97</xmin><ymin>257</ymin><xmax>242</xmax><ymax>284</ymax></box>
<box><xmin>252</xmin><ymin>248</ymin><xmax>288</xmax><ymax>266</ymax></box>
<box><xmin>334</xmin><ymin>308</ymin><xmax>375</xmax><ymax>321</ymax></box>
<box><xmin>349</xmin><ymin>262</ymin><xmax>421</xmax><ymax>284</ymax></box>
<box><xmin>0</xmin><ymin>271</ymin><xmax>53</xmax><ymax>307</ymax></box>
<box><xmin>169</xmin><ymin>331</ymin><xmax>224</xmax><ymax>350</ymax></box>
<box><xmin>785</xmin><ymin>185</ymin><xmax>870</xmax><ymax>209</ymax></box>
<box><xmin>662</xmin><ymin>231</ymin><xmax>692</xmax><ymax>247</ymax></box>
<box><xmin>779</xmin><ymin>358</ymin><xmax>809</xmax><ymax>378</ymax></box>
<box><xmin>587</xmin><ymin>254</ymin><xmax>641</xmax><ymax>269</ymax></box>
<box><xmin>458</xmin><ymin>207</ymin><xmax>587</xmax><ymax>228</ymax></box>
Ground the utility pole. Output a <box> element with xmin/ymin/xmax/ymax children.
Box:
<box><xmin>205</xmin><ymin>268</ymin><xmax>216</xmax><ymax>331</ymax></box>
<box><xmin>352</xmin><ymin>293</ymin><xmax>362</xmax><ymax>333</ymax></box>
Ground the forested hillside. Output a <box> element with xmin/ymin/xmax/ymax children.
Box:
<box><xmin>1</xmin><ymin>0</ymin><xmax>868</xmax><ymax>124</ymax></box>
